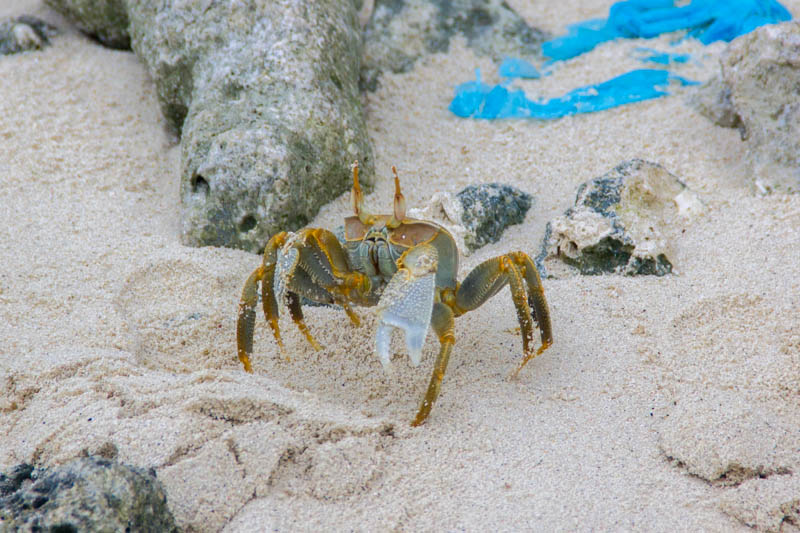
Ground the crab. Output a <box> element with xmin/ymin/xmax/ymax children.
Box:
<box><xmin>236</xmin><ymin>162</ymin><xmax>553</xmax><ymax>426</ymax></box>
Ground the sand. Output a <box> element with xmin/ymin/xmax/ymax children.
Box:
<box><xmin>1</xmin><ymin>0</ymin><xmax>799</xmax><ymax>531</ymax></box>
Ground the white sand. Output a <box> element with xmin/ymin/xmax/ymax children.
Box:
<box><xmin>2</xmin><ymin>1</ymin><xmax>799</xmax><ymax>531</ymax></box>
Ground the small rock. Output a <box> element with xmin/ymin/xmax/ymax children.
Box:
<box><xmin>361</xmin><ymin>0</ymin><xmax>548</xmax><ymax>91</ymax></box>
<box><xmin>407</xmin><ymin>182</ymin><xmax>532</xmax><ymax>254</ymax></box>
<box><xmin>537</xmin><ymin>159</ymin><xmax>703</xmax><ymax>277</ymax></box>
<box><xmin>0</xmin><ymin>16</ymin><xmax>58</xmax><ymax>55</ymax></box>
<box><xmin>0</xmin><ymin>456</ymin><xmax>178</xmax><ymax>532</ymax></box>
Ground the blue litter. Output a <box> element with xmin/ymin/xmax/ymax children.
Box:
<box><xmin>634</xmin><ymin>47</ymin><xmax>691</xmax><ymax>65</ymax></box>
<box><xmin>449</xmin><ymin>68</ymin><xmax>697</xmax><ymax>119</ymax></box>
<box><xmin>498</xmin><ymin>57</ymin><xmax>541</xmax><ymax>79</ymax></box>
<box><xmin>542</xmin><ymin>0</ymin><xmax>792</xmax><ymax>61</ymax></box>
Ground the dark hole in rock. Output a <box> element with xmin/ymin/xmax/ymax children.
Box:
<box><xmin>466</xmin><ymin>8</ymin><xmax>492</xmax><ymax>29</ymax></box>
<box><xmin>51</xmin><ymin>525</ymin><xmax>78</xmax><ymax>533</ymax></box>
<box><xmin>330</xmin><ymin>73</ymin><xmax>342</xmax><ymax>90</ymax></box>
<box><xmin>191</xmin><ymin>173</ymin><xmax>210</xmax><ymax>198</ymax></box>
<box><xmin>239</xmin><ymin>215</ymin><xmax>257</xmax><ymax>233</ymax></box>
<box><xmin>32</xmin><ymin>495</ymin><xmax>48</xmax><ymax>508</ymax></box>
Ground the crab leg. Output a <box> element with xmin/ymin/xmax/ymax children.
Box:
<box><xmin>411</xmin><ymin>303</ymin><xmax>455</xmax><ymax>427</ymax></box>
<box><xmin>512</xmin><ymin>252</ymin><xmax>553</xmax><ymax>377</ymax></box>
<box><xmin>286</xmin><ymin>292</ymin><xmax>322</xmax><ymax>351</ymax></box>
<box><xmin>237</xmin><ymin>231</ymin><xmax>288</xmax><ymax>372</ymax></box>
<box><xmin>454</xmin><ymin>251</ymin><xmax>552</xmax><ymax>378</ymax></box>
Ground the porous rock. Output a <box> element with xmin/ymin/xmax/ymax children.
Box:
<box><xmin>44</xmin><ymin>0</ymin><xmax>375</xmax><ymax>252</ymax></box>
<box><xmin>407</xmin><ymin>182</ymin><xmax>532</xmax><ymax>254</ymax></box>
<box><xmin>0</xmin><ymin>456</ymin><xmax>178</xmax><ymax>532</ymax></box>
<box><xmin>0</xmin><ymin>16</ymin><xmax>58</xmax><ymax>55</ymax></box>
<box><xmin>361</xmin><ymin>0</ymin><xmax>548</xmax><ymax>91</ymax></box>
<box><xmin>694</xmin><ymin>21</ymin><xmax>800</xmax><ymax>194</ymax></box>
<box><xmin>537</xmin><ymin>159</ymin><xmax>703</xmax><ymax>277</ymax></box>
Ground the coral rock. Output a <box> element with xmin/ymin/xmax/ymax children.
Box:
<box><xmin>537</xmin><ymin>159</ymin><xmax>703</xmax><ymax>277</ymax></box>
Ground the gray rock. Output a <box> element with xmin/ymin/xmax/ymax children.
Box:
<box><xmin>0</xmin><ymin>16</ymin><xmax>58</xmax><ymax>55</ymax></box>
<box><xmin>721</xmin><ymin>21</ymin><xmax>800</xmax><ymax>194</ymax></box>
<box><xmin>407</xmin><ymin>182</ymin><xmax>532</xmax><ymax>254</ymax></box>
<box><xmin>0</xmin><ymin>456</ymin><xmax>178</xmax><ymax>532</ymax></box>
<box><xmin>456</xmin><ymin>182</ymin><xmax>532</xmax><ymax>251</ymax></box>
<box><xmin>44</xmin><ymin>0</ymin><xmax>129</xmax><ymax>49</ymax></box>
<box><xmin>128</xmin><ymin>0</ymin><xmax>374</xmax><ymax>251</ymax></box>
<box><xmin>361</xmin><ymin>0</ymin><xmax>548</xmax><ymax>91</ymax></box>
<box><xmin>537</xmin><ymin>160</ymin><xmax>704</xmax><ymax>277</ymax></box>
<box><xmin>45</xmin><ymin>0</ymin><xmax>374</xmax><ymax>252</ymax></box>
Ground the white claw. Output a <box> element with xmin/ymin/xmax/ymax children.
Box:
<box><xmin>376</xmin><ymin>323</ymin><xmax>393</xmax><ymax>371</ymax></box>
<box><xmin>375</xmin><ymin>245</ymin><xmax>438</xmax><ymax>370</ymax></box>
<box><xmin>405</xmin><ymin>328</ymin><xmax>426</xmax><ymax>367</ymax></box>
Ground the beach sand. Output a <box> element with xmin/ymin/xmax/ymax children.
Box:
<box><xmin>1</xmin><ymin>0</ymin><xmax>799</xmax><ymax>530</ymax></box>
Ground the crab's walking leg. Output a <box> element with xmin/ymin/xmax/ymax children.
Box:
<box><xmin>512</xmin><ymin>252</ymin><xmax>552</xmax><ymax>377</ymax></box>
<box><xmin>286</xmin><ymin>292</ymin><xmax>321</xmax><ymax>351</ymax></box>
<box><xmin>411</xmin><ymin>303</ymin><xmax>455</xmax><ymax>427</ymax></box>
<box><xmin>455</xmin><ymin>251</ymin><xmax>552</xmax><ymax>378</ymax></box>
<box><xmin>237</xmin><ymin>268</ymin><xmax>260</xmax><ymax>372</ymax></box>
<box><xmin>237</xmin><ymin>232</ymin><xmax>288</xmax><ymax>372</ymax></box>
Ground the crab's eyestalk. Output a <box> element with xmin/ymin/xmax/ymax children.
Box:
<box><xmin>350</xmin><ymin>160</ymin><xmax>374</xmax><ymax>225</ymax></box>
<box><xmin>387</xmin><ymin>166</ymin><xmax>407</xmax><ymax>228</ymax></box>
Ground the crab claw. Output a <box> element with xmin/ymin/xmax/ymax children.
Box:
<box><xmin>375</xmin><ymin>245</ymin><xmax>438</xmax><ymax>370</ymax></box>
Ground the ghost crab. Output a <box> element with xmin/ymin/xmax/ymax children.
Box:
<box><xmin>236</xmin><ymin>162</ymin><xmax>553</xmax><ymax>426</ymax></box>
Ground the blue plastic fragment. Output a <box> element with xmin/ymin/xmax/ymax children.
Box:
<box><xmin>498</xmin><ymin>57</ymin><xmax>541</xmax><ymax>78</ymax></box>
<box><xmin>449</xmin><ymin>68</ymin><xmax>697</xmax><ymax>119</ymax></box>
<box><xmin>634</xmin><ymin>47</ymin><xmax>691</xmax><ymax>64</ymax></box>
<box><xmin>542</xmin><ymin>0</ymin><xmax>792</xmax><ymax>61</ymax></box>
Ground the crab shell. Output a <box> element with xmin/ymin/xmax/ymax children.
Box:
<box><xmin>342</xmin><ymin>214</ymin><xmax>459</xmax><ymax>295</ymax></box>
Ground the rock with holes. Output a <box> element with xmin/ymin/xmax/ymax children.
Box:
<box><xmin>45</xmin><ymin>0</ymin><xmax>374</xmax><ymax>252</ymax></box>
<box><xmin>406</xmin><ymin>182</ymin><xmax>532</xmax><ymax>255</ymax></box>
<box><xmin>361</xmin><ymin>0</ymin><xmax>548</xmax><ymax>91</ymax></box>
<box><xmin>0</xmin><ymin>16</ymin><xmax>58</xmax><ymax>55</ymax></box>
<box><xmin>0</xmin><ymin>456</ymin><xmax>178</xmax><ymax>532</ymax></box>
<box><xmin>536</xmin><ymin>159</ymin><xmax>703</xmax><ymax>277</ymax></box>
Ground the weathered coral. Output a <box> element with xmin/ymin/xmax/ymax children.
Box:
<box><xmin>44</xmin><ymin>0</ymin><xmax>374</xmax><ymax>252</ymax></box>
<box><xmin>537</xmin><ymin>159</ymin><xmax>703</xmax><ymax>277</ymax></box>
<box><xmin>0</xmin><ymin>456</ymin><xmax>178</xmax><ymax>532</ymax></box>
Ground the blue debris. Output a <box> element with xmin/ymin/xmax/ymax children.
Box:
<box><xmin>498</xmin><ymin>57</ymin><xmax>541</xmax><ymax>78</ymax></box>
<box><xmin>634</xmin><ymin>47</ymin><xmax>691</xmax><ymax>64</ymax></box>
<box><xmin>542</xmin><ymin>0</ymin><xmax>792</xmax><ymax>61</ymax></box>
<box><xmin>449</xmin><ymin>68</ymin><xmax>697</xmax><ymax>119</ymax></box>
